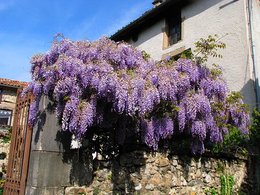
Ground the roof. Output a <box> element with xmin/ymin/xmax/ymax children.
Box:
<box><xmin>0</xmin><ymin>78</ymin><xmax>29</xmax><ymax>88</ymax></box>
<box><xmin>111</xmin><ymin>0</ymin><xmax>188</xmax><ymax>42</ymax></box>
<box><xmin>152</xmin><ymin>0</ymin><xmax>166</xmax><ymax>6</ymax></box>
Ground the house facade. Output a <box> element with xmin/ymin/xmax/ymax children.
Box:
<box><xmin>0</xmin><ymin>78</ymin><xmax>28</xmax><ymax>127</ymax></box>
<box><xmin>0</xmin><ymin>78</ymin><xmax>28</xmax><ymax>182</ymax></box>
<box><xmin>111</xmin><ymin>0</ymin><xmax>260</xmax><ymax>110</ymax></box>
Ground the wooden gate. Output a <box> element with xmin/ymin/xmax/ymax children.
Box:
<box><xmin>4</xmin><ymin>92</ymin><xmax>33</xmax><ymax>195</ymax></box>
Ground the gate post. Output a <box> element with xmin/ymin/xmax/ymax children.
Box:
<box><xmin>25</xmin><ymin>96</ymin><xmax>72</xmax><ymax>194</ymax></box>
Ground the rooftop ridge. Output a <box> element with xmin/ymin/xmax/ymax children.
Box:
<box><xmin>0</xmin><ymin>77</ymin><xmax>29</xmax><ymax>88</ymax></box>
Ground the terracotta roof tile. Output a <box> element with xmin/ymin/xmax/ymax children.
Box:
<box><xmin>0</xmin><ymin>78</ymin><xmax>29</xmax><ymax>88</ymax></box>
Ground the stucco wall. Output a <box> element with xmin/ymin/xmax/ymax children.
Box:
<box><xmin>129</xmin><ymin>0</ymin><xmax>256</xmax><ymax>109</ymax></box>
<box><xmin>251</xmin><ymin>0</ymin><xmax>260</xmax><ymax>103</ymax></box>
<box><xmin>129</xmin><ymin>19</ymin><xmax>165</xmax><ymax>61</ymax></box>
<box><xmin>0</xmin><ymin>88</ymin><xmax>17</xmax><ymax>126</ymax></box>
<box><xmin>0</xmin><ymin>89</ymin><xmax>16</xmax><ymax>110</ymax></box>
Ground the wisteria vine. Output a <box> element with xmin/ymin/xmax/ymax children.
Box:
<box><xmin>23</xmin><ymin>37</ymin><xmax>249</xmax><ymax>154</ymax></box>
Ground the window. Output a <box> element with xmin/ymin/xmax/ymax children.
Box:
<box><xmin>162</xmin><ymin>48</ymin><xmax>192</xmax><ymax>61</ymax></box>
<box><xmin>0</xmin><ymin>109</ymin><xmax>12</xmax><ymax>126</ymax></box>
<box><xmin>163</xmin><ymin>11</ymin><xmax>182</xmax><ymax>48</ymax></box>
<box><xmin>132</xmin><ymin>34</ymin><xmax>139</xmax><ymax>42</ymax></box>
<box><xmin>0</xmin><ymin>89</ymin><xmax>2</xmax><ymax>104</ymax></box>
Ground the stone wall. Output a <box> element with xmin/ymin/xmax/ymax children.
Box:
<box><xmin>25</xmin><ymin>97</ymin><xmax>259</xmax><ymax>195</ymax></box>
<box><xmin>0</xmin><ymin>89</ymin><xmax>17</xmax><ymax>110</ymax></box>
<box><xmin>65</xmin><ymin>152</ymin><xmax>250</xmax><ymax>195</ymax></box>
<box><xmin>0</xmin><ymin>142</ymin><xmax>10</xmax><ymax>180</ymax></box>
<box><xmin>0</xmin><ymin>88</ymin><xmax>17</xmax><ymax>181</ymax></box>
<box><xmin>0</xmin><ymin>88</ymin><xmax>17</xmax><ymax>126</ymax></box>
<box><xmin>1</xmin><ymin>90</ymin><xmax>16</xmax><ymax>105</ymax></box>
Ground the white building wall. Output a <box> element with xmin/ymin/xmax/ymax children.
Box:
<box><xmin>252</xmin><ymin>0</ymin><xmax>260</xmax><ymax>100</ymax></box>
<box><xmin>129</xmin><ymin>20</ymin><xmax>165</xmax><ymax>60</ymax></box>
<box><xmin>130</xmin><ymin>0</ymin><xmax>256</xmax><ymax>108</ymax></box>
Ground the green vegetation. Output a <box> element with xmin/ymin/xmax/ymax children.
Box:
<box><xmin>206</xmin><ymin>159</ymin><xmax>235</xmax><ymax>195</ymax></box>
<box><xmin>194</xmin><ymin>34</ymin><xmax>227</xmax><ymax>64</ymax></box>
<box><xmin>107</xmin><ymin>173</ymin><xmax>112</xmax><ymax>180</ymax></box>
<box><xmin>0</xmin><ymin>127</ymin><xmax>12</xmax><ymax>144</ymax></box>
<box><xmin>212</xmin><ymin>126</ymin><xmax>249</xmax><ymax>156</ymax></box>
<box><xmin>93</xmin><ymin>187</ymin><xmax>101</xmax><ymax>195</ymax></box>
<box><xmin>220</xmin><ymin>174</ymin><xmax>234</xmax><ymax>195</ymax></box>
<box><xmin>205</xmin><ymin>174</ymin><xmax>234</xmax><ymax>195</ymax></box>
<box><xmin>0</xmin><ymin>179</ymin><xmax>5</xmax><ymax>195</ymax></box>
<box><xmin>249</xmin><ymin>108</ymin><xmax>260</xmax><ymax>149</ymax></box>
<box><xmin>205</xmin><ymin>187</ymin><xmax>218</xmax><ymax>195</ymax></box>
<box><xmin>209</xmin><ymin>106</ymin><xmax>260</xmax><ymax>157</ymax></box>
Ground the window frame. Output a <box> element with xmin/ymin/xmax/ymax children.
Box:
<box><xmin>0</xmin><ymin>89</ymin><xmax>2</xmax><ymax>104</ymax></box>
<box><xmin>0</xmin><ymin>109</ymin><xmax>13</xmax><ymax>126</ymax></box>
<box><xmin>163</xmin><ymin>10</ymin><xmax>182</xmax><ymax>49</ymax></box>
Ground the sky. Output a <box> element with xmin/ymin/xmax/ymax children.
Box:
<box><xmin>0</xmin><ymin>0</ymin><xmax>152</xmax><ymax>82</ymax></box>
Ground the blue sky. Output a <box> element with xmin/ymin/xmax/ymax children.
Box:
<box><xmin>0</xmin><ymin>0</ymin><xmax>152</xmax><ymax>81</ymax></box>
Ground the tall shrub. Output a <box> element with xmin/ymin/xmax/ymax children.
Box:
<box><xmin>23</xmin><ymin>37</ymin><xmax>249</xmax><ymax>154</ymax></box>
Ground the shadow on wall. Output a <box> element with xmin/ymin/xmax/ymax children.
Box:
<box><xmin>240</xmin><ymin>78</ymin><xmax>257</xmax><ymax>112</ymax></box>
<box><xmin>184</xmin><ymin>0</ymin><xmax>233</xmax><ymax>20</ymax></box>
<box><xmin>29</xmin><ymin>97</ymin><xmax>259</xmax><ymax>194</ymax></box>
<box><xmin>55</xmin><ymin>124</ymin><xmax>146</xmax><ymax>194</ymax></box>
<box><xmin>240</xmin><ymin>156</ymin><xmax>260</xmax><ymax>194</ymax></box>
<box><xmin>55</xmin><ymin>131</ymin><xmax>259</xmax><ymax>194</ymax></box>
<box><xmin>56</xmin><ymin>131</ymin><xmax>93</xmax><ymax>186</ymax></box>
<box><xmin>34</xmin><ymin>110</ymin><xmax>46</xmax><ymax>143</ymax></box>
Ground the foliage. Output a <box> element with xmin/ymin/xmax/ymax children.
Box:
<box><xmin>212</xmin><ymin>107</ymin><xmax>260</xmax><ymax>155</ymax></box>
<box><xmin>0</xmin><ymin>179</ymin><xmax>4</xmax><ymax>195</ymax></box>
<box><xmin>216</xmin><ymin>162</ymin><xmax>225</xmax><ymax>174</ymax></box>
<box><xmin>1</xmin><ymin>164</ymin><xmax>6</xmax><ymax>174</ymax></box>
<box><xmin>0</xmin><ymin>127</ymin><xmax>12</xmax><ymax>144</ymax></box>
<box><xmin>205</xmin><ymin>174</ymin><xmax>234</xmax><ymax>195</ymax></box>
<box><xmin>0</xmin><ymin>180</ymin><xmax>4</xmax><ymax>188</ymax></box>
<box><xmin>193</xmin><ymin>34</ymin><xmax>226</xmax><ymax>64</ymax></box>
<box><xmin>249</xmin><ymin>108</ymin><xmax>260</xmax><ymax>147</ymax></box>
<box><xmin>220</xmin><ymin>174</ymin><xmax>234</xmax><ymax>195</ymax></box>
<box><xmin>23</xmin><ymin>36</ymin><xmax>249</xmax><ymax>155</ymax></box>
<box><xmin>212</xmin><ymin>125</ymin><xmax>248</xmax><ymax>155</ymax></box>
<box><xmin>107</xmin><ymin>173</ymin><xmax>112</xmax><ymax>180</ymax></box>
<box><xmin>141</xmin><ymin>50</ymin><xmax>151</xmax><ymax>60</ymax></box>
<box><xmin>205</xmin><ymin>187</ymin><xmax>218</xmax><ymax>195</ymax></box>
<box><xmin>93</xmin><ymin>187</ymin><xmax>101</xmax><ymax>195</ymax></box>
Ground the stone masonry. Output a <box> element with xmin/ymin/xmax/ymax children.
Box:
<box><xmin>25</xmin><ymin>97</ymin><xmax>257</xmax><ymax>195</ymax></box>
<box><xmin>65</xmin><ymin>151</ymin><xmax>248</xmax><ymax>195</ymax></box>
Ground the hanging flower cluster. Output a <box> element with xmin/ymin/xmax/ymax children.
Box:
<box><xmin>24</xmin><ymin>37</ymin><xmax>249</xmax><ymax>154</ymax></box>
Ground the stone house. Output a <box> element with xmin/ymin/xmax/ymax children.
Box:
<box><xmin>0</xmin><ymin>78</ymin><xmax>28</xmax><ymax>180</ymax></box>
<box><xmin>0</xmin><ymin>78</ymin><xmax>28</xmax><ymax>127</ymax></box>
<box><xmin>111</xmin><ymin>0</ymin><xmax>260</xmax><ymax>110</ymax></box>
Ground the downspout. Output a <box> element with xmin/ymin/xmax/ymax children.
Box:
<box><xmin>247</xmin><ymin>0</ymin><xmax>260</xmax><ymax>109</ymax></box>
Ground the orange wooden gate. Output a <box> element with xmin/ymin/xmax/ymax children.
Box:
<box><xmin>4</xmin><ymin>92</ymin><xmax>33</xmax><ymax>195</ymax></box>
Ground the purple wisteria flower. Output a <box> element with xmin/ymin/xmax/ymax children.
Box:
<box><xmin>23</xmin><ymin>37</ymin><xmax>250</xmax><ymax>154</ymax></box>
